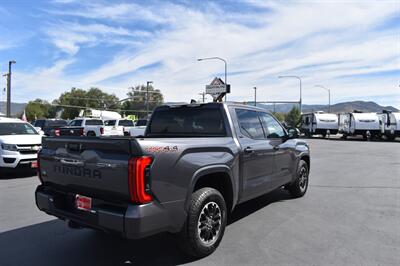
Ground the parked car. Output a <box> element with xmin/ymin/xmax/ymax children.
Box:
<box><xmin>300</xmin><ymin>112</ymin><xmax>339</xmax><ymax>137</ymax></box>
<box><xmin>32</xmin><ymin>119</ymin><xmax>68</xmax><ymax>136</ymax></box>
<box><xmin>58</xmin><ymin>118</ymin><xmax>104</xmax><ymax>136</ymax></box>
<box><xmin>0</xmin><ymin>117</ymin><xmax>42</xmax><ymax>170</ymax></box>
<box><xmin>103</xmin><ymin>119</ymin><xmax>135</xmax><ymax>136</ymax></box>
<box><xmin>128</xmin><ymin>119</ymin><xmax>147</xmax><ymax>137</ymax></box>
<box><xmin>36</xmin><ymin>102</ymin><xmax>310</xmax><ymax>257</ymax></box>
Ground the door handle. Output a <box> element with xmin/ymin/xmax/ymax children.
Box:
<box><xmin>273</xmin><ymin>146</ymin><xmax>280</xmax><ymax>150</ymax></box>
<box><xmin>244</xmin><ymin>147</ymin><xmax>254</xmax><ymax>154</ymax></box>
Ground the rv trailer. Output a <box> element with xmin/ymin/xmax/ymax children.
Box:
<box><xmin>379</xmin><ymin>111</ymin><xmax>400</xmax><ymax>141</ymax></box>
<box><xmin>300</xmin><ymin>112</ymin><xmax>339</xmax><ymax>137</ymax></box>
<box><xmin>338</xmin><ymin>112</ymin><xmax>381</xmax><ymax>140</ymax></box>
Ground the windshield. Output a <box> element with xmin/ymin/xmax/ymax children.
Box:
<box><xmin>104</xmin><ymin>120</ymin><xmax>116</xmax><ymax>126</ymax></box>
<box><xmin>86</xmin><ymin>120</ymin><xmax>104</xmax><ymax>126</ymax></box>
<box><xmin>0</xmin><ymin>123</ymin><xmax>38</xmax><ymax>135</ymax></box>
<box><xmin>46</xmin><ymin>120</ymin><xmax>68</xmax><ymax>127</ymax></box>
<box><xmin>119</xmin><ymin>120</ymin><xmax>134</xmax><ymax>126</ymax></box>
<box><xmin>135</xmin><ymin>119</ymin><xmax>147</xmax><ymax>126</ymax></box>
<box><xmin>147</xmin><ymin>105</ymin><xmax>226</xmax><ymax>137</ymax></box>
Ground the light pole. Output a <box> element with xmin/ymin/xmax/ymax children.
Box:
<box><xmin>146</xmin><ymin>81</ymin><xmax>153</xmax><ymax>117</ymax></box>
<box><xmin>253</xmin><ymin>87</ymin><xmax>257</xmax><ymax>106</ymax></box>
<box><xmin>6</xmin><ymin>60</ymin><xmax>16</xmax><ymax>117</ymax></box>
<box><xmin>199</xmin><ymin>92</ymin><xmax>205</xmax><ymax>103</ymax></box>
<box><xmin>278</xmin><ymin>75</ymin><xmax>302</xmax><ymax>114</ymax></box>
<box><xmin>315</xmin><ymin>85</ymin><xmax>331</xmax><ymax>112</ymax></box>
<box><xmin>197</xmin><ymin>57</ymin><xmax>227</xmax><ymax>101</ymax></box>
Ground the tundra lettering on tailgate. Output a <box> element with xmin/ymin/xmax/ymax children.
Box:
<box><xmin>54</xmin><ymin>165</ymin><xmax>102</xmax><ymax>179</ymax></box>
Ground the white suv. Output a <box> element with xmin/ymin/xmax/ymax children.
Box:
<box><xmin>0</xmin><ymin>117</ymin><xmax>42</xmax><ymax>169</ymax></box>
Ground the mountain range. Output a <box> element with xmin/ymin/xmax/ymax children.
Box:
<box><xmin>254</xmin><ymin>101</ymin><xmax>398</xmax><ymax>113</ymax></box>
<box><xmin>0</xmin><ymin>100</ymin><xmax>398</xmax><ymax>117</ymax></box>
<box><xmin>0</xmin><ymin>101</ymin><xmax>27</xmax><ymax>116</ymax></box>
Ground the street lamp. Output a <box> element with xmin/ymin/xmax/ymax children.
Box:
<box><xmin>197</xmin><ymin>57</ymin><xmax>227</xmax><ymax>101</ymax></box>
<box><xmin>146</xmin><ymin>81</ymin><xmax>153</xmax><ymax>117</ymax></box>
<box><xmin>278</xmin><ymin>75</ymin><xmax>302</xmax><ymax>114</ymax></box>
<box><xmin>315</xmin><ymin>85</ymin><xmax>331</xmax><ymax>112</ymax></box>
<box><xmin>6</xmin><ymin>60</ymin><xmax>16</xmax><ymax>117</ymax></box>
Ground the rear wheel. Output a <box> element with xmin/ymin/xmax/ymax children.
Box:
<box><xmin>177</xmin><ymin>187</ymin><xmax>227</xmax><ymax>258</ymax></box>
<box><xmin>287</xmin><ymin>160</ymin><xmax>309</xmax><ymax>198</ymax></box>
<box><xmin>87</xmin><ymin>131</ymin><xmax>96</xmax><ymax>136</ymax></box>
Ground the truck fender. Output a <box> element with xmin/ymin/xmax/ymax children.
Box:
<box><xmin>184</xmin><ymin>165</ymin><xmax>237</xmax><ymax>212</ymax></box>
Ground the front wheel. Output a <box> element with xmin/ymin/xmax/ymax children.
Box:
<box><xmin>177</xmin><ymin>187</ymin><xmax>227</xmax><ymax>258</ymax></box>
<box><xmin>287</xmin><ymin>160</ymin><xmax>309</xmax><ymax>198</ymax></box>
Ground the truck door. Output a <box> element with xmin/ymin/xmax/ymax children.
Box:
<box><xmin>234</xmin><ymin>108</ymin><xmax>276</xmax><ymax>200</ymax></box>
<box><xmin>259</xmin><ymin>113</ymin><xmax>294</xmax><ymax>186</ymax></box>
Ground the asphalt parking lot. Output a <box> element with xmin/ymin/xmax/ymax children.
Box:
<box><xmin>0</xmin><ymin>138</ymin><xmax>399</xmax><ymax>266</ymax></box>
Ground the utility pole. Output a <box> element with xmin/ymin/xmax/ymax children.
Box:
<box><xmin>253</xmin><ymin>87</ymin><xmax>257</xmax><ymax>106</ymax></box>
<box><xmin>6</xmin><ymin>60</ymin><xmax>16</xmax><ymax>117</ymax></box>
<box><xmin>146</xmin><ymin>81</ymin><xmax>153</xmax><ymax>117</ymax></box>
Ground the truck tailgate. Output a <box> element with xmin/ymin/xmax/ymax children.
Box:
<box><xmin>40</xmin><ymin>137</ymin><xmax>142</xmax><ymax>201</ymax></box>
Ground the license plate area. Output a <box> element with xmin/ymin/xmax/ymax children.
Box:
<box><xmin>31</xmin><ymin>161</ymin><xmax>38</xmax><ymax>168</ymax></box>
<box><xmin>75</xmin><ymin>194</ymin><xmax>92</xmax><ymax>212</ymax></box>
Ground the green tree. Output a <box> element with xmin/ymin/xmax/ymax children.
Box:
<box><xmin>285</xmin><ymin>106</ymin><xmax>301</xmax><ymax>128</ymax></box>
<box><xmin>121</xmin><ymin>85</ymin><xmax>164</xmax><ymax>118</ymax></box>
<box><xmin>25</xmin><ymin>99</ymin><xmax>52</xmax><ymax>121</ymax></box>
<box><xmin>53</xmin><ymin>87</ymin><xmax>120</xmax><ymax>119</ymax></box>
<box><xmin>272</xmin><ymin>112</ymin><xmax>285</xmax><ymax>123</ymax></box>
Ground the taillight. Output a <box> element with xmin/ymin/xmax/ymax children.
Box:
<box><xmin>81</xmin><ymin>128</ymin><xmax>85</xmax><ymax>136</ymax></box>
<box><xmin>54</xmin><ymin>129</ymin><xmax>60</xmax><ymax>136</ymax></box>
<box><xmin>128</xmin><ymin>156</ymin><xmax>153</xmax><ymax>204</ymax></box>
<box><xmin>100</xmin><ymin>127</ymin><xmax>104</xmax><ymax>135</ymax></box>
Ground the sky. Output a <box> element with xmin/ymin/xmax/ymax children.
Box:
<box><xmin>0</xmin><ymin>0</ymin><xmax>399</xmax><ymax>107</ymax></box>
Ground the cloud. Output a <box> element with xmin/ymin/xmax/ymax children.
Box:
<box><xmin>44</xmin><ymin>21</ymin><xmax>151</xmax><ymax>55</ymax></box>
<box><xmin>11</xmin><ymin>0</ymin><xmax>400</xmax><ymax>108</ymax></box>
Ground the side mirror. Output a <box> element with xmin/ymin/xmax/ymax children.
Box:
<box><xmin>288</xmin><ymin>128</ymin><xmax>300</xmax><ymax>139</ymax></box>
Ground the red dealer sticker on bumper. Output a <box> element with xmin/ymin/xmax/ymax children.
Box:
<box><xmin>76</xmin><ymin>195</ymin><xmax>92</xmax><ymax>211</ymax></box>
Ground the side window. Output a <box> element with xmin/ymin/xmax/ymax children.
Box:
<box><xmin>70</xmin><ymin>120</ymin><xmax>83</xmax><ymax>126</ymax></box>
<box><xmin>235</xmin><ymin>109</ymin><xmax>265</xmax><ymax>139</ymax></box>
<box><xmin>259</xmin><ymin>113</ymin><xmax>286</xmax><ymax>138</ymax></box>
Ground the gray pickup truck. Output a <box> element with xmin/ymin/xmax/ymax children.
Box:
<box><xmin>35</xmin><ymin>102</ymin><xmax>310</xmax><ymax>257</ymax></box>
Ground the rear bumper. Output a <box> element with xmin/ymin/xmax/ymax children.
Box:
<box><xmin>35</xmin><ymin>185</ymin><xmax>182</xmax><ymax>239</ymax></box>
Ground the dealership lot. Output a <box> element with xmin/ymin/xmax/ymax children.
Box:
<box><xmin>0</xmin><ymin>138</ymin><xmax>399</xmax><ymax>266</ymax></box>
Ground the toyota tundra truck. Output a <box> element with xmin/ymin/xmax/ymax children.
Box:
<box><xmin>35</xmin><ymin>102</ymin><xmax>310</xmax><ymax>257</ymax></box>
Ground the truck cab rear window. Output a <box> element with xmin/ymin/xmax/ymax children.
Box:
<box><xmin>86</xmin><ymin>120</ymin><xmax>104</xmax><ymax>126</ymax></box>
<box><xmin>147</xmin><ymin>105</ymin><xmax>226</xmax><ymax>137</ymax></box>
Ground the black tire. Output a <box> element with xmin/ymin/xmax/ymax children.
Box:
<box><xmin>287</xmin><ymin>160</ymin><xmax>309</xmax><ymax>198</ymax></box>
<box><xmin>178</xmin><ymin>187</ymin><xmax>227</xmax><ymax>258</ymax></box>
<box><xmin>87</xmin><ymin>131</ymin><xmax>96</xmax><ymax>137</ymax></box>
<box><xmin>387</xmin><ymin>135</ymin><xmax>396</xmax><ymax>141</ymax></box>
